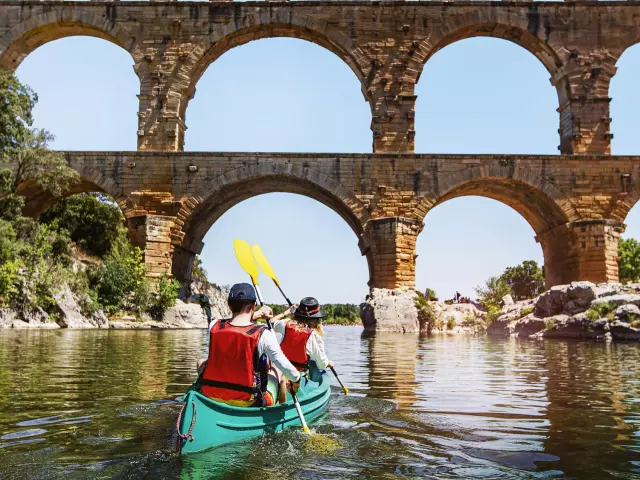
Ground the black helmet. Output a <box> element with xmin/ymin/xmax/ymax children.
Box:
<box><xmin>293</xmin><ymin>297</ymin><xmax>327</xmax><ymax>320</ymax></box>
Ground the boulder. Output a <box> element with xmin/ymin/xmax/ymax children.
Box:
<box><xmin>426</xmin><ymin>302</ymin><xmax>486</xmax><ymax>334</ymax></box>
<box><xmin>609</xmin><ymin>321</ymin><xmax>640</xmax><ymax>341</ymax></box>
<box><xmin>542</xmin><ymin>314</ymin><xmax>605</xmax><ymax>339</ymax></box>
<box><xmin>54</xmin><ymin>284</ymin><xmax>108</xmax><ymax>329</ymax></box>
<box><xmin>535</xmin><ymin>282</ymin><xmax>596</xmax><ymax>317</ymax></box>
<box><xmin>591</xmin><ymin>294</ymin><xmax>640</xmax><ymax>309</ymax></box>
<box><xmin>614</xmin><ymin>304</ymin><xmax>640</xmax><ymax>323</ymax></box>
<box><xmin>360</xmin><ymin>288</ymin><xmax>420</xmax><ymax>332</ymax></box>
<box><xmin>502</xmin><ymin>294</ymin><xmax>514</xmax><ymax>306</ymax></box>
<box><xmin>162</xmin><ymin>300</ymin><xmax>208</xmax><ymax>328</ymax></box>
<box><xmin>594</xmin><ymin>283</ymin><xmax>624</xmax><ymax>299</ymax></box>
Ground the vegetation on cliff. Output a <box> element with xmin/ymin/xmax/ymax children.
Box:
<box><xmin>0</xmin><ymin>71</ymin><xmax>178</xmax><ymax>320</ymax></box>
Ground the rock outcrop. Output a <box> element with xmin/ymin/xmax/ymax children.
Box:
<box><xmin>361</xmin><ymin>289</ymin><xmax>486</xmax><ymax>334</ymax></box>
<box><xmin>488</xmin><ymin>282</ymin><xmax>640</xmax><ymax>341</ymax></box>
<box><xmin>361</xmin><ymin>288</ymin><xmax>421</xmax><ymax>332</ymax></box>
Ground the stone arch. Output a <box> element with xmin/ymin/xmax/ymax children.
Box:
<box><xmin>0</xmin><ymin>11</ymin><xmax>138</xmax><ymax>70</ymax></box>
<box><xmin>412</xmin><ymin>12</ymin><xmax>567</xmax><ymax>103</ymax></box>
<box><xmin>418</xmin><ymin>164</ymin><xmax>580</xmax><ymax>288</ymax></box>
<box><xmin>172</xmin><ymin>162</ymin><xmax>369</xmax><ymax>281</ymax></box>
<box><xmin>179</xmin><ymin>14</ymin><xmax>373</xmax><ymax>121</ymax></box>
<box><xmin>18</xmin><ymin>168</ymin><xmax>126</xmax><ymax>219</ymax></box>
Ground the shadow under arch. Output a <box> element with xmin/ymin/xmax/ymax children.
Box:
<box><xmin>174</xmin><ymin>164</ymin><xmax>369</xmax><ymax>281</ymax></box>
<box><xmin>0</xmin><ymin>13</ymin><xmax>138</xmax><ymax>70</ymax></box>
<box><xmin>182</xmin><ymin>16</ymin><xmax>373</xmax><ymax>120</ymax></box>
<box><xmin>17</xmin><ymin>167</ymin><xmax>126</xmax><ymax>219</ymax></box>
<box><xmin>424</xmin><ymin>168</ymin><xmax>578</xmax><ymax>287</ymax></box>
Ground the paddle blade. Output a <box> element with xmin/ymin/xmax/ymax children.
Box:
<box><xmin>234</xmin><ymin>239</ymin><xmax>260</xmax><ymax>285</ymax></box>
<box><xmin>252</xmin><ymin>245</ymin><xmax>280</xmax><ymax>286</ymax></box>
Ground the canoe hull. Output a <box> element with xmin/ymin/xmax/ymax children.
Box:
<box><xmin>177</xmin><ymin>372</ymin><xmax>331</xmax><ymax>454</ymax></box>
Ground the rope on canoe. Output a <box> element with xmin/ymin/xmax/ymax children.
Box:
<box><xmin>176</xmin><ymin>400</ymin><xmax>197</xmax><ymax>452</ymax></box>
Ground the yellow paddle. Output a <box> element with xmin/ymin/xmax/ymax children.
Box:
<box><xmin>233</xmin><ymin>238</ymin><xmax>272</xmax><ymax>329</ymax></box>
<box><xmin>252</xmin><ymin>244</ymin><xmax>349</xmax><ymax>396</ymax></box>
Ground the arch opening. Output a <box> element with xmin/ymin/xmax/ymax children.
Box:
<box><xmin>184</xmin><ymin>36</ymin><xmax>371</xmax><ymax>153</ymax></box>
<box><xmin>192</xmin><ymin>191</ymin><xmax>369</xmax><ymax>305</ymax></box>
<box><xmin>14</xmin><ymin>36</ymin><xmax>138</xmax><ymax>151</ymax></box>
<box><xmin>610</xmin><ymin>43</ymin><xmax>640</xmax><ymax>155</ymax></box>
<box><xmin>416</xmin><ymin>178</ymin><xmax>571</xmax><ymax>300</ymax></box>
<box><xmin>415</xmin><ymin>37</ymin><xmax>559</xmax><ymax>154</ymax></box>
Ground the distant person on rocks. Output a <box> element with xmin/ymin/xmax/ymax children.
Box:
<box><xmin>198</xmin><ymin>293</ymin><xmax>212</xmax><ymax>325</ymax></box>
<box><xmin>272</xmin><ymin>297</ymin><xmax>334</xmax><ymax>383</ymax></box>
<box><xmin>197</xmin><ymin>283</ymin><xmax>301</xmax><ymax>407</ymax></box>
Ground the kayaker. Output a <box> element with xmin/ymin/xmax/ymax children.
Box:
<box><xmin>197</xmin><ymin>283</ymin><xmax>301</xmax><ymax>408</ymax></box>
<box><xmin>272</xmin><ymin>297</ymin><xmax>334</xmax><ymax>378</ymax></box>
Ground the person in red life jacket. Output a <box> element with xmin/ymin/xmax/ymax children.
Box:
<box><xmin>272</xmin><ymin>297</ymin><xmax>334</xmax><ymax>377</ymax></box>
<box><xmin>196</xmin><ymin>283</ymin><xmax>301</xmax><ymax>408</ymax></box>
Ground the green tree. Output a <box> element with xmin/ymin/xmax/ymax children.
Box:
<box><xmin>191</xmin><ymin>255</ymin><xmax>209</xmax><ymax>286</ymax></box>
<box><xmin>618</xmin><ymin>237</ymin><xmax>640</xmax><ymax>283</ymax></box>
<box><xmin>40</xmin><ymin>193</ymin><xmax>124</xmax><ymax>257</ymax></box>
<box><xmin>500</xmin><ymin>260</ymin><xmax>545</xmax><ymax>300</ymax></box>
<box><xmin>0</xmin><ymin>69</ymin><xmax>36</xmax><ymax>156</ymax></box>
<box><xmin>424</xmin><ymin>288</ymin><xmax>438</xmax><ymax>301</ymax></box>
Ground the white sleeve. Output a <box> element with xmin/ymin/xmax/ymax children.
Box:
<box><xmin>207</xmin><ymin>318</ymin><xmax>219</xmax><ymax>333</ymax></box>
<box><xmin>306</xmin><ymin>331</ymin><xmax>331</xmax><ymax>370</ymax></box>
<box><xmin>259</xmin><ymin>329</ymin><xmax>301</xmax><ymax>382</ymax></box>
<box><xmin>272</xmin><ymin>319</ymin><xmax>287</xmax><ymax>344</ymax></box>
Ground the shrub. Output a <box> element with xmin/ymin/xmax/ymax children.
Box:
<box><xmin>446</xmin><ymin>317</ymin><xmax>456</xmax><ymax>330</ymax></box>
<box><xmin>500</xmin><ymin>260</ymin><xmax>545</xmax><ymax>300</ymax></box>
<box><xmin>0</xmin><ymin>260</ymin><xmax>20</xmax><ymax>307</ymax></box>
<box><xmin>619</xmin><ymin>238</ymin><xmax>640</xmax><ymax>283</ymax></box>
<box><xmin>148</xmin><ymin>276</ymin><xmax>180</xmax><ymax>319</ymax></box>
<box><xmin>585</xmin><ymin>302</ymin><xmax>617</xmax><ymax>322</ymax></box>
<box><xmin>96</xmin><ymin>236</ymin><xmax>146</xmax><ymax>314</ymax></box>
<box><xmin>424</xmin><ymin>288</ymin><xmax>438</xmax><ymax>301</ymax></box>
<box><xmin>544</xmin><ymin>319</ymin><xmax>556</xmax><ymax>330</ymax></box>
<box><xmin>521</xmin><ymin>307</ymin><xmax>534</xmax><ymax>317</ymax></box>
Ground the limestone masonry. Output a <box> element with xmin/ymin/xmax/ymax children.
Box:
<box><xmin>2</xmin><ymin>1</ymin><xmax>640</xmax><ymax>292</ymax></box>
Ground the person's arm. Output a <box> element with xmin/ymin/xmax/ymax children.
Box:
<box><xmin>271</xmin><ymin>304</ymin><xmax>297</xmax><ymax>323</ymax></box>
<box><xmin>259</xmin><ymin>330</ymin><xmax>300</xmax><ymax>382</ymax></box>
<box><xmin>307</xmin><ymin>332</ymin><xmax>333</xmax><ymax>370</ymax></box>
<box><xmin>272</xmin><ymin>319</ymin><xmax>287</xmax><ymax>344</ymax></box>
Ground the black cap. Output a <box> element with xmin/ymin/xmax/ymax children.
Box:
<box><xmin>228</xmin><ymin>283</ymin><xmax>257</xmax><ymax>302</ymax></box>
<box><xmin>293</xmin><ymin>297</ymin><xmax>327</xmax><ymax>320</ymax></box>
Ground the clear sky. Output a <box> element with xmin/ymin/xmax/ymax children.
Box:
<box><xmin>14</xmin><ymin>34</ymin><xmax>640</xmax><ymax>304</ymax></box>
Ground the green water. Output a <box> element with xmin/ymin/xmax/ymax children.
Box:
<box><xmin>0</xmin><ymin>327</ymin><xmax>638</xmax><ymax>479</ymax></box>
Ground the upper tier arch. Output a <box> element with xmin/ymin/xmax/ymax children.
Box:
<box><xmin>180</xmin><ymin>14</ymin><xmax>373</xmax><ymax>119</ymax></box>
<box><xmin>0</xmin><ymin>11</ymin><xmax>138</xmax><ymax>70</ymax></box>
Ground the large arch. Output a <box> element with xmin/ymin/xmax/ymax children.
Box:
<box><xmin>416</xmin><ymin>167</ymin><xmax>578</xmax><ymax>292</ymax></box>
<box><xmin>180</xmin><ymin>16</ymin><xmax>373</xmax><ymax>121</ymax></box>
<box><xmin>610</xmin><ymin>43</ymin><xmax>640</xmax><ymax>156</ymax></box>
<box><xmin>173</xmin><ymin>163</ymin><xmax>369</xmax><ymax>282</ymax></box>
<box><xmin>0</xmin><ymin>12</ymin><xmax>138</xmax><ymax>70</ymax></box>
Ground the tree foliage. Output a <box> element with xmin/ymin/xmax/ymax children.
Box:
<box><xmin>40</xmin><ymin>193</ymin><xmax>124</xmax><ymax>257</ymax></box>
<box><xmin>500</xmin><ymin>260</ymin><xmax>545</xmax><ymax>300</ymax></box>
<box><xmin>0</xmin><ymin>69</ymin><xmax>36</xmax><ymax>155</ymax></box>
<box><xmin>619</xmin><ymin>238</ymin><xmax>640</xmax><ymax>284</ymax></box>
<box><xmin>191</xmin><ymin>255</ymin><xmax>210</xmax><ymax>287</ymax></box>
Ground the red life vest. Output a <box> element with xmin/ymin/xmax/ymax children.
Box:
<box><xmin>280</xmin><ymin>323</ymin><xmax>313</xmax><ymax>371</ymax></box>
<box><xmin>200</xmin><ymin>320</ymin><xmax>265</xmax><ymax>403</ymax></box>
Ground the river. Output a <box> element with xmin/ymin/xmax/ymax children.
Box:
<box><xmin>0</xmin><ymin>327</ymin><xmax>638</xmax><ymax>479</ymax></box>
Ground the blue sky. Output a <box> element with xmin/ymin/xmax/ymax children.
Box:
<box><xmin>14</xmin><ymin>35</ymin><xmax>640</xmax><ymax>304</ymax></box>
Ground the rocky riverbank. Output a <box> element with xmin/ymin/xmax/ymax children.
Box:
<box><xmin>360</xmin><ymin>288</ymin><xmax>486</xmax><ymax>333</ymax></box>
<box><xmin>0</xmin><ymin>283</ymin><xmax>231</xmax><ymax>330</ymax></box>
<box><xmin>361</xmin><ymin>282</ymin><xmax>640</xmax><ymax>341</ymax></box>
<box><xmin>488</xmin><ymin>282</ymin><xmax>640</xmax><ymax>341</ymax></box>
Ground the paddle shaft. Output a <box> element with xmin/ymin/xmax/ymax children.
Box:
<box><xmin>290</xmin><ymin>389</ymin><xmax>311</xmax><ymax>433</ymax></box>
<box><xmin>251</xmin><ymin>282</ymin><xmax>273</xmax><ymax>330</ymax></box>
<box><xmin>330</xmin><ymin>366</ymin><xmax>349</xmax><ymax>395</ymax></box>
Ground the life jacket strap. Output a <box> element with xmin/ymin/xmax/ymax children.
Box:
<box><xmin>198</xmin><ymin>378</ymin><xmax>261</xmax><ymax>395</ymax></box>
<box><xmin>291</xmin><ymin>360</ymin><xmax>309</xmax><ymax>370</ymax></box>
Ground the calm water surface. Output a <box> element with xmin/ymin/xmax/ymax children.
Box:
<box><xmin>0</xmin><ymin>327</ymin><xmax>639</xmax><ymax>479</ymax></box>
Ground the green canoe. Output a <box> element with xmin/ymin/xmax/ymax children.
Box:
<box><xmin>176</xmin><ymin>372</ymin><xmax>331</xmax><ymax>454</ymax></box>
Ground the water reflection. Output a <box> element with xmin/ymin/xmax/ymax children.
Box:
<box><xmin>0</xmin><ymin>328</ymin><xmax>637</xmax><ymax>479</ymax></box>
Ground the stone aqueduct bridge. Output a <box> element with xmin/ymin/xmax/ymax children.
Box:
<box><xmin>3</xmin><ymin>1</ymin><xmax>640</xmax><ymax>290</ymax></box>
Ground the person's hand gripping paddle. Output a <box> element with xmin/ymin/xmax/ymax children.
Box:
<box><xmin>233</xmin><ymin>239</ymin><xmax>272</xmax><ymax>329</ymax></box>
<box><xmin>252</xmin><ymin>244</ymin><xmax>349</xmax><ymax>396</ymax></box>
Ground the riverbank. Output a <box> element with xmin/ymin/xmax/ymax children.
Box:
<box><xmin>0</xmin><ymin>283</ymin><xmax>231</xmax><ymax>330</ymax></box>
